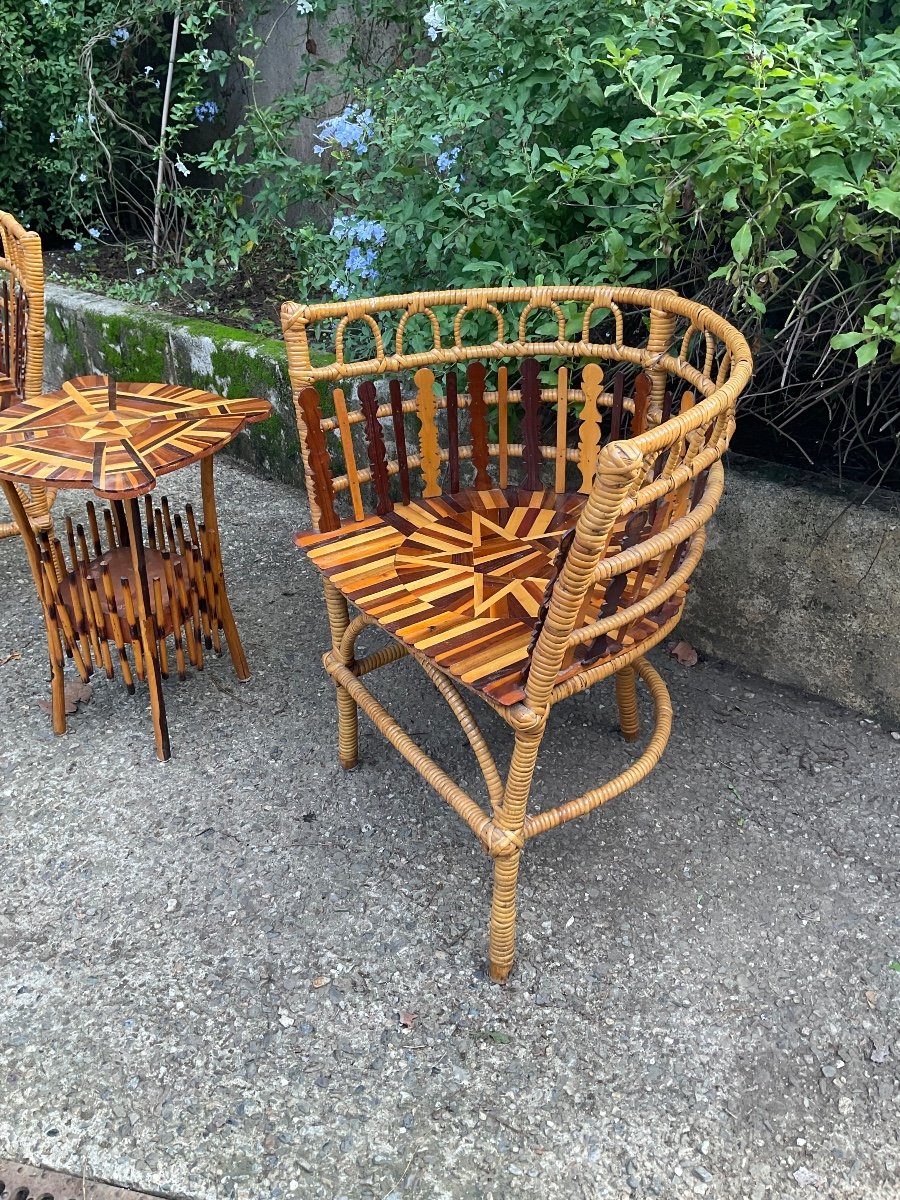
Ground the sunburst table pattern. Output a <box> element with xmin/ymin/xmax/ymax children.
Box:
<box><xmin>0</xmin><ymin>375</ymin><xmax>270</xmax><ymax>498</ymax></box>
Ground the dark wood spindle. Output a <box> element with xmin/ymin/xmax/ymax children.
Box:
<box><xmin>467</xmin><ymin>362</ymin><xmax>490</xmax><ymax>490</ymax></box>
<box><xmin>446</xmin><ymin>371</ymin><xmax>460</xmax><ymax>493</ymax></box>
<box><xmin>297</xmin><ymin>385</ymin><xmax>341</xmax><ymax>531</ymax></box>
<box><xmin>609</xmin><ymin>372</ymin><xmax>625</xmax><ymax>441</ymax></box>
<box><xmin>388</xmin><ymin>379</ymin><xmax>411</xmax><ymax>504</ymax></box>
<box><xmin>358</xmin><ymin>381</ymin><xmax>392</xmax><ymax>516</ymax></box>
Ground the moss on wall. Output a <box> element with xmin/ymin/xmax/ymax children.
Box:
<box><xmin>44</xmin><ymin>285</ymin><xmax>333</xmax><ymax>489</ymax></box>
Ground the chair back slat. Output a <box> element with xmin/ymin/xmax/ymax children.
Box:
<box><xmin>519</xmin><ymin>358</ymin><xmax>542</xmax><ymax>489</ymax></box>
<box><xmin>414</xmin><ymin>367</ymin><xmax>442</xmax><ymax>497</ymax></box>
<box><xmin>445</xmin><ymin>371</ymin><xmax>460</xmax><ymax>493</ymax></box>
<box><xmin>467</xmin><ymin>362</ymin><xmax>491</xmax><ymax>490</ymax></box>
<box><xmin>297</xmin><ymin>387</ymin><xmax>340</xmax><ymax>532</ymax></box>
<box><xmin>577</xmin><ymin>364</ymin><xmax>603</xmax><ymax>495</ymax></box>
<box><xmin>388</xmin><ymin>379</ymin><xmax>411</xmax><ymax>504</ymax></box>
<box><xmin>497</xmin><ymin>365</ymin><xmax>509</xmax><ymax>487</ymax></box>
<box><xmin>359</xmin><ymin>381</ymin><xmax>392</xmax><ymax>515</ymax></box>
<box><xmin>333</xmin><ymin>387</ymin><xmax>366</xmax><ymax>520</ymax></box>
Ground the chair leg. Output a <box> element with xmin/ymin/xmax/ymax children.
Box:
<box><xmin>615</xmin><ymin>665</ymin><xmax>641</xmax><ymax>742</ymax></box>
<box><xmin>46</xmin><ymin>623</ymin><xmax>67</xmax><ymax>736</ymax></box>
<box><xmin>488</xmin><ymin>728</ymin><xmax>544</xmax><ymax>981</ymax></box>
<box><xmin>323</xmin><ymin>580</ymin><xmax>358</xmax><ymax>769</ymax></box>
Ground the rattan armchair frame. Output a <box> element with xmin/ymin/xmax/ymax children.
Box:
<box><xmin>283</xmin><ymin>286</ymin><xmax>752</xmax><ymax>980</ymax></box>
<box><xmin>0</xmin><ymin>209</ymin><xmax>52</xmax><ymax>539</ymax></box>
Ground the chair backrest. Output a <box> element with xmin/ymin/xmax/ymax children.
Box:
<box><xmin>0</xmin><ymin>209</ymin><xmax>45</xmax><ymax>409</ymax></box>
<box><xmin>282</xmin><ymin>286</ymin><xmax>752</xmax><ymax>703</ymax></box>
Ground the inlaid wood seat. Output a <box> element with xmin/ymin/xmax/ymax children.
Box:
<box><xmin>282</xmin><ymin>285</ymin><xmax>752</xmax><ymax>980</ymax></box>
<box><xmin>297</xmin><ymin>487</ymin><xmax>685</xmax><ymax>705</ymax></box>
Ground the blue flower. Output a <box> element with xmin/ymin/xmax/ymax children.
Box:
<box><xmin>49</xmin><ymin>132</ymin><xmax>57</xmax><ymax>144</ymax></box>
<box><xmin>330</xmin><ymin>214</ymin><xmax>386</xmax><ymax>245</ymax></box>
<box><xmin>88</xmin><ymin>227</ymin><xmax>101</xmax><ymax>239</ymax></box>
<box><xmin>344</xmin><ymin>245</ymin><xmax>379</xmax><ymax>282</ymax></box>
<box><xmin>194</xmin><ymin>100</ymin><xmax>220</xmax><ymax>123</ymax></box>
<box><xmin>315</xmin><ymin>105</ymin><xmax>373</xmax><ymax>156</ymax></box>
<box><xmin>73</xmin><ymin>242</ymin><xmax>82</xmax><ymax>252</ymax></box>
<box><xmin>331</xmin><ymin>279</ymin><xmax>350</xmax><ymax>299</ymax></box>
<box><xmin>436</xmin><ymin>146</ymin><xmax>460</xmax><ymax>174</ymax></box>
<box><xmin>109</xmin><ymin>27</ymin><xmax>129</xmax><ymax>45</ymax></box>
<box><xmin>424</xmin><ymin>2</ymin><xmax>446</xmax><ymax>40</ymax></box>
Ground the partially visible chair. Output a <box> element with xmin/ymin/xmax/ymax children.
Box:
<box><xmin>0</xmin><ymin>208</ymin><xmax>53</xmax><ymax>539</ymax></box>
<box><xmin>282</xmin><ymin>285</ymin><xmax>753</xmax><ymax>980</ymax></box>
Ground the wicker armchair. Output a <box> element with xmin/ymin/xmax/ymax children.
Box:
<box><xmin>0</xmin><ymin>209</ymin><xmax>53</xmax><ymax>538</ymax></box>
<box><xmin>282</xmin><ymin>286</ymin><xmax>752</xmax><ymax>980</ymax></box>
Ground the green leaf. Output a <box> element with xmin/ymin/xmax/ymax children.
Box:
<box><xmin>856</xmin><ymin>341</ymin><xmax>880</xmax><ymax>367</ymax></box>
<box><xmin>866</xmin><ymin>189</ymin><xmax>900</xmax><ymax>220</ymax></box>
<box><xmin>731</xmin><ymin>223</ymin><xmax>753</xmax><ymax>264</ymax></box>
<box><xmin>830</xmin><ymin>331</ymin><xmax>867</xmax><ymax>350</ymax></box>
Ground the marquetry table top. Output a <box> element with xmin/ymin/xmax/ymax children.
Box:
<box><xmin>0</xmin><ymin>375</ymin><xmax>270</xmax><ymax>498</ymax></box>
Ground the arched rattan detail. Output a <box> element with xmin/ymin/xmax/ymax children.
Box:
<box><xmin>283</xmin><ymin>284</ymin><xmax>753</xmax><ymax>981</ymax></box>
<box><xmin>334</xmin><ymin>311</ymin><xmax>384</xmax><ymax>368</ymax></box>
<box><xmin>0</xmin><ymin>209</ymin><xmax>53</xmax><ymax>540</ymax></box>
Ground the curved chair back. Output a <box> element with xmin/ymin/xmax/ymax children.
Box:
<box><xmin>0</xmin><ymin>209</ymin><xmax>44</xmax><ymax>409</ymax></box>
<box><xmin>282</xmin><ymin>286</ymin><xmax>752</xmax><ymax>703</ymax></box>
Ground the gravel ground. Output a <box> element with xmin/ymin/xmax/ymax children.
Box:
<box><xmin>1</xmin><ymin>459</ymin><xmax>898</xmax><ymax>1200</ymax></box>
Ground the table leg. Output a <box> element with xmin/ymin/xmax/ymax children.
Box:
<box><xmin>200</xmin><ymin>456</ymin><xmax>250</xmax><ymax>680</ymax></box>
<box><xmin>124</xmin><ymin>497</ymin><xmax>171</xmax><ymax>761</ymax></box>
<box><xmin>2</xmin><ymin>480</ymin><xmax>67</xmax><ymax>735</ymax></box>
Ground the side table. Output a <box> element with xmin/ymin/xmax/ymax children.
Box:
<box><xmin>0</xmin><ymin>374</ymin><xmax>271</xmax><ymax>760</ymax></box>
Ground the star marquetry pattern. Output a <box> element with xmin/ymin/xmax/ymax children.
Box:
<box><xmin>0</xmin><ymin>375</ymin><xmax>270</xmax><ymax>498</ymax></box>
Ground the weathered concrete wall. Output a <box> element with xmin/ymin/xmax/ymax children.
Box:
<box><xmin>44</xmin><ymin>283</ymin><xmax>313</xmax><ymax>487</ymax></box>
<box><xmin>41</xmin><ymin>285</ymin><xmax>900</xmax><ymax>724</ymax></box>
<box><xmin>682</xmin><ymin>456</ymin><xmax>900</xmax><ymax>725</ymax></box>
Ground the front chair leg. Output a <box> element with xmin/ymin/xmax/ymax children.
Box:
<box><xmin>488</xmin><ymin>727</ymin><xmax>543</xmax><ymax>980</ymax></box>
<box><xmin>323</xmin><ymin>579</ymin><xmax>358</xmax><ymax>769</ymax></box>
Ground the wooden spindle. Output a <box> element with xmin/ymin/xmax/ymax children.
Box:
<box><xmin>173</xmin><ymin>560</ymin><xmax>200</xmax><ymax>670</ymax></box>
<box><xmin>554</xmin><ymin>367</ymin><xmax>568</xmax><ymax>494</ymax></box>
<box><xmin>609</xmin><ymin>373</ymin><xmax>624</xmax><ymax>441</ymax></box>
<box><xmin>103</xmin><ymin>508</ymin><xmax>117</xmax><ymax>551</ymax></box>
<box><xmin>358</xmin><ymin>381</ymin><xmax>392</xmax><ymax>515</ymax></box>
<box><xmin>100</xmin><ymin>562</ymin><xmax>134</xmax><ymax>692</ymax></box>
<box><xmin>388</xmin><ymin>380</ymin><xmax>411</xmax><ymax>505</ymax></box>
<box><xmin>333</xmin><ymin>387</ymin><xmax>365</xmax><ymax>521</ymax></box>
<box><xmin>467</xmin><ymin>362</ymin><xmax>490</xmax><ymax>490</ymax></box>
<box><xmin>413</xmin><ymin>368</ymin><xmax>441</xmax><ymax>498</ymax></box>
<box><xmin>631</xmin><ymin>371</ymin><xmax>652</xmax><ymax>436</ymax></box>
<box><xmin>120</xmin><ymin>577</ymin><xmax>145</xmax><ymax>680</ymax></box>
<box><xmin>446</xmin><ymin>372</ymin><xmax>460</xmax><ymax>494</ymax></box>
<box><xmin>191</xmin><ymin>545</ymin><xmax>212</xmax><ymax>649</ymax></box>
<box><xmin>198</xmin><ymin>527</ymin><xmax>222</xmax><ymax>654</ymax></box>
<box><xmin>154</xmin><ymin>507</ymin><xmax>166</xmax><ymax>554</ymax></box>
<box><xmin>0</xmin><ymin>281</ymin><xmax>9</xmax><ymax>376</ymax></box>
<box><xmin>161</xmin><ymin>497</ymin><xmax>177</xmax><ymax>552</ymax></box>
<box><xmin>144</xmin><ymin>495</ymin><xmax>157</xmax><ymax>548</ymax></box>
<box><xmin>185</xmin><ymin>503</ymin><xmax>200</xmax><ymax>548</ymax></box>
<box><xmin>64</xmin><ymin>516</ymin><xmax>79</xmax><ymax>567</ymax></box>
<box><xmin>298</xmin><ymin>386</ymin><xmax>340</xmax><ymax>531</ymax></box>
<box><xmin>519</xmin><ymin>358</ymin><xmax>542</xmax><ymax>490</ymax></box>
<box><xmin>497</xmin><ymin>366</ymin><xmax>509</xmax><ymax>489</ymax></box>
<box><xmin>173</xmin><ymin>513</ymin><xmax>189</xmax><ymax>557</ymax></box>
<box><xmin>577</xmin><ymin>364</ymin><xmax>603</xmax><ymax>494</ymax></box>
<box><xmin>86</xmin><ymin>501</ymin><xmax>102</xmax><ymax>556</ymax></box>
<box><xmin>162</xmin><ymin>552</ymin><xmax>187</xmax><ymax>680</ymax></box>
<box><xmin>150</xmin><ymin>575</ymin><xmax>169</xmax><ymax>677</ymax></box>
<box><xmin>85</xmin><ymin>574</ymin><xmax>115</xmax><ymax>679</ymax></box>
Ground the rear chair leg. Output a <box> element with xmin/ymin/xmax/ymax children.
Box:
<box><xmin>615</xmin><ymin>664</ymin><xmax>641</xmax><ymax>742</ymax></box>
<box><xmin>323</xmin><ymin>580</ymin><xmax>358</xmax><ymax>769</ymax></box>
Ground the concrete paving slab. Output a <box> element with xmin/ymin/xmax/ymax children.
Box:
<box><xmin>1</xmin><ymin>461</ymin><xmax>898</xmax><ymax>1200</ymax></box>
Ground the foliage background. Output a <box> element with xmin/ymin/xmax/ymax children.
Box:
<box><xmin>0</xmin><ymin>0</ymin><xmax>898</xmax><ymax>483</ymax></box>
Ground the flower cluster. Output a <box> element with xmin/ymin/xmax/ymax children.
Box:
<box><xmin>436</xmin><ymin>146</ymin><xmax>460</xmax><ymax>174</ymax></box>
<box><xmin>315</xmin><ymin>106</ymin><xmax>373</xmax><ymax>157</ymax></box>
<box><xmin>109</xmin><ymin>27</ymin><xmax>129</xmax><ymax>47</ymax></box>
<box><xmin>424</xmin><ymin>2</ymin><xmax>447</xmax><ymax>41</ymax></box>
<box><xmin>329</xmin><ymin>212</ymin><xmax>386</xmax><ymax>297</ymax></box>
<box><xmin>295</xmin><ymin>0</ymin><xmax>314</xmax><ymax>11</ymax></box>
<box><xmin>194</xmin><ymin>100</ymin><xmax>220</xmax><ymax>123</ymax></box>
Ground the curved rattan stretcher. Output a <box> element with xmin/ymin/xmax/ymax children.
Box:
<box><xmin>0</xmin><ymin>208</ymin><xmax>52</xmax><ymax>539</ymax></box>
<box><xmin>282</xmin><ymin>285</ymin><xmax>752</xmax><ymax>980</ymax></box>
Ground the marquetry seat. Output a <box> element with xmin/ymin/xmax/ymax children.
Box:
<box><xmin>282</xmin><ymin>285</ymin><xmax>752</xmax><ymax>980</ymax></box>
<box><xmin>297</xmin><ymin>486</ymin><xmax>685</xmax><ymax>706</ymax></box>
